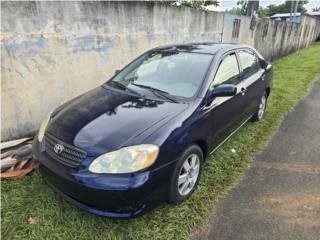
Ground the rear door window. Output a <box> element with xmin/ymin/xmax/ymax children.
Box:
<box><xmin>238</xmin><ymin>50</ymin><xmax>260</xmax><ymax>78</ymax></box>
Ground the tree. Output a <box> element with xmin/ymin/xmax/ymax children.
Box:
<box><xmin>227</xmin><ymin>1</ymin><xmax>308</xmax><ymax>18</ymax></box>
<box><xmin>225</xmin><ymin>1</ymin><xmax>247</xmax><ymax>16</ymax></box>
<box><xmin>257</xmin><ymin>6</ymin><xmax>268</xmax><ymax>18</ymax></box>
<box><xmin>170</xmin><ymin>0</ymin><xmax>219</xmax><ymax>10</ymax></box>
<box><xmin>225</xmin><ymin>7</ymin><xmax>245</xmax><ymax>16</ymax></box>
<box><xmin>264</xmin><ymin>1</ymin><xmax>308</xmax><ymax>16</ymax></box>
<box><xmin>226</xmin><ymin>1</ymin><xmax>263</xmax><ymax>17</ymax></box>
<box><xmin>312</xmin><ymin>6</ymin><xmax>320</xmax><ymax>11</ymax></box>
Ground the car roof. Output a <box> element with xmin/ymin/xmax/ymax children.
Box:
<box><xmin>152</xmin><ymin>43</ymin><xmax>251</xmax><ymax>55</ymax></box>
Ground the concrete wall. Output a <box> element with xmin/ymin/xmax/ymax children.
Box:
<box><xmin>254</xmin><ymin>15</ymin><xmax>320</xmax><ymax>60</ymax></box>
<box><xmin>1</xmin><ymin>1</ymin><xmax>224</xmax><ymax>141</ymax></box>
<box><xmin>222</xmin><ymin>13</ymin><xmax>255</xmax><ymax>46</ymax></box>
<box><xmin>1</xmin><ymin>1</ymin><xmax>320</xmax><ymax>141</ymax></box>
<box><xmin>223</xmin><ymin>13</ymin><xmax>320</xmax><ymax>61</ymax></box>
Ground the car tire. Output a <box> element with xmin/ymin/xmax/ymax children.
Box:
<box><xmin>251</xmin><ymin>92</ymin><xmax>267</xmax><ymax>122</ymax></box>
<box><xmin>168</xmin><ymin>145</ymin><xmax>203</xmax><ymax>204</ymax></box>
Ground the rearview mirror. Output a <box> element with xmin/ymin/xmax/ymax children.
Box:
<box><xmin>209</xmin><ymin>84</ymin><xmax>237</xmax><ymax>99</ymax></box>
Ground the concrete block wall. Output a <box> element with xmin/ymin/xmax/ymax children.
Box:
<box><xmin>1</xmin><ymin>1</ymin><xmax>224</xmax><ymax>141</ymax></box>
<box><xmin>223</xmin><ymin>13</ymin><xmax>320</xmax><ymax>61</ymax></box>
<box><xmin>1</xmin><ymin>1</ymin><xmax>320</xmax><ymax>141</ymax></box>
<box><xmin>254</xmin><ymin>15</ymin><xmax>320</xmax><ymax>60</ymax></box>
<box><xmin>222</xmin><ymin>13</ymin><xmax>256</xmax><ymax>46</ymax></box>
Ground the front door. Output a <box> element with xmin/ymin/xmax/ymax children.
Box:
<box><xmin>204</xmin><ymin>51</ymin><xmax>249</xmax><ymax>151</ymax></box>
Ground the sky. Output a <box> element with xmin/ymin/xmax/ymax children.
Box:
<box><xmin>218</xmin><ymin>0</ymin><xmax>320</xmax><ymax>11</ymax></box>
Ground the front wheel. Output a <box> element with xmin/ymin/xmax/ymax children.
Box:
<box><xmin>251</xmin><ymin>93</ymin><xmax>267</xmax><ymax>122</ymax></box>
<box><xmin>168</xmin><ymin>145</ymin><xmax>203</xmax><ymax>204</ymax></box>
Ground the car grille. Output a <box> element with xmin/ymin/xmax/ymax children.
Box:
<box><xmin>45</xmin><ymin>133</ymin><xmax>87</xmax><ymax>168</ymax></box>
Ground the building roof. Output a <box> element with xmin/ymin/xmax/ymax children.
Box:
<box><xmin>306</xmin><ymin>11</ymin><xmax>320</xmax><ymax>16</ymax></box>
<box><xmin>270</xmin><ymin>13</ymin><xmax>301</xmax><ymax>18</ymax></box>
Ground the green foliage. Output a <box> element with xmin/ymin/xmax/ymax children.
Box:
<box><xmin>2</xmin><ymin>43</ymin><xmax>320</xmax><ymax>240</ymax></box>
<box><xmin>312</xmin><ymin>6</ymin><xmax>320</xmax><ymax>11</ymax></box>
<box><xmin>178</xmin><ymin>0</ymin><xmax>219</xmax><ymax>10</ymax></box>
<box><xmin>256</xmin><ymin>6</ymin><xmax>267</xmax><ymax>17</ymax></box>
<box><xmin>226</xmin><ymin>7</ymin><xmax>246</xmax><ymax>16</ymax></box>
<box><xmin>161</xmin><ymin>0</ymin><xmax>219</xmax><ymax>10</ymax></box>
<box><xmin>227</xmin><ymin>0</ymin><xmax>308</xmax><ymax>17</ymax></box>
<box><xmin>264</xmin><ymin>0</ymin><xmax>308</xmax><ymax>16</ymax></box>
<box><xmin>226</xmin><ymin>1</ymin><xmax>264</xmax><ymax>17</ymax></box>
<box><xmin>237</xmin><ymin>0</ymin><xmax>249</xmax><ymax>14</ymax></box>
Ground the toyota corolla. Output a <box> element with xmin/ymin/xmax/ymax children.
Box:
<box><xmin>33</xmin><ymin>43</ymin><xmax>272</xmax><ymax>218</ymax></box>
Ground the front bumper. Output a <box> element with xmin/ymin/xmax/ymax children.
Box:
<box><xmin>33</xmin><ymin>139</ymin><xmax>175</xmax><ymax>218</ymax></box>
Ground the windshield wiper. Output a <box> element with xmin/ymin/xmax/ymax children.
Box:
<box><xmin>131</xmin><ymin>83</ymin><xmax>178</xmax><ymax>103</ymax></box>
<box><xmin>107</xmin><ymin>81</ymin><xmax>144</xmax><ymax>97</ymax></box>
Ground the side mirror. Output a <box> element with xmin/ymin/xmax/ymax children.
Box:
<box><xmin>115</xmin><ymin>70</ymin><xmax>120</xmax><ymax>75</ymax></box>
<box><xmin>209</xmin><ymin>84</ymin><xmax>237</xmax><ymax>99</ymax></box>
<box><xmin>260</xmin><ymin>59</ymin><xmax>268</xmax><ymax>69</ymax></box>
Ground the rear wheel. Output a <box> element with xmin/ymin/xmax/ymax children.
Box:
<box><xmin>168</xmin><ymin>145</ymin><xmax>203</xmax><ymax>204</ymax></box>
<box><xmin>251</xmin><ymin>92</ymin><xmax>267</xmax><ymax>122</ymax></box>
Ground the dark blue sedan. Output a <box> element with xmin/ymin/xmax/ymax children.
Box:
<box><xmin>33</xmin><ymin>43</ymin><xmax>272</xmax><ymax>218</ymax></box>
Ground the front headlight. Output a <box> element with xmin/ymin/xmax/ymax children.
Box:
<box><xmin>89</xmin><ymin>144</ymin><xmax>159</xmax><ymax>174</ymax></box>
<box><xmin>38</xmin><ymin>112</ymin><xmax>51</xmax><ymax>142</ymax></box>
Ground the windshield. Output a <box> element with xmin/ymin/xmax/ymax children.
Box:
<box><xmin>106</xmin><ymin>51</ymin><xmax>213</xmax><ymax>99</ymax></box>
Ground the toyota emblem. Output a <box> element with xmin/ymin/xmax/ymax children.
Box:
<box><xmin>54</xmin><ymin>144</ymin><xmax>64</xmax><ymax>154</ymax></box>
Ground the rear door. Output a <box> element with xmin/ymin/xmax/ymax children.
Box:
<box><xmin>237</xmin><ymin>49</ymin><xmax>266</xmax><ymax>117</ymax></box>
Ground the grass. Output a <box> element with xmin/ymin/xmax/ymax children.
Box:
<box><xmin>2</xmin><ymin>43</ymin><xmax>320</xmax><ymax>240</ymax></box>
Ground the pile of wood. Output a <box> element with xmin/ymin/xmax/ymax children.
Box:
<box><xmin>1</xmin><ymin>137</ymin><xmax>39</xmax><ymax>179</ymax></box>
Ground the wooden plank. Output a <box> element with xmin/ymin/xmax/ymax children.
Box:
<box><xmin>0</xmin><ymin>137</ymin><xmax>32</xmax><ymax>151</ymax></box>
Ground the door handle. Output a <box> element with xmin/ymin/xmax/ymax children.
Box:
<box><xmin>261</xmin><ymin>73</ymin><xmax>265</xmax><ymax>81</ymax></box>
<box><xmin>240</xmin><ymin>87</ymin><xmax>247</xmax><ymax>96</ymax></box>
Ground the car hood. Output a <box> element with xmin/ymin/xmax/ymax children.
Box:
<box><xmin>46</xmin><ymin>86</ymin><xmax>188</xmax><ymax>156</ymax></box>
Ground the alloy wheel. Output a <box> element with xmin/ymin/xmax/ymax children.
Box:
<box><xmin>177</xmin><ymin>153</ymin><xmax>200</xmax><ymax>196</ymax></box>
<box><xmin>258</xmin><ymin>95</ymin><xmax>266</xmax><ymax>120</ymax></box>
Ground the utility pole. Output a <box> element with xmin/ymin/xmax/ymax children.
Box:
<box><xmin>290</xmin><ymin>0</ymin><xmax>294</xmax><ymax>22</ymax></box>
<box><xmin>246</xmin><ymin>0</ymin><xmax>259</xmax><ymax>18</ymax></box>
<box><xmin>293</xmin><ymin>0</ymin><xmax>300</xmax><ymax>22</ymax></box>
